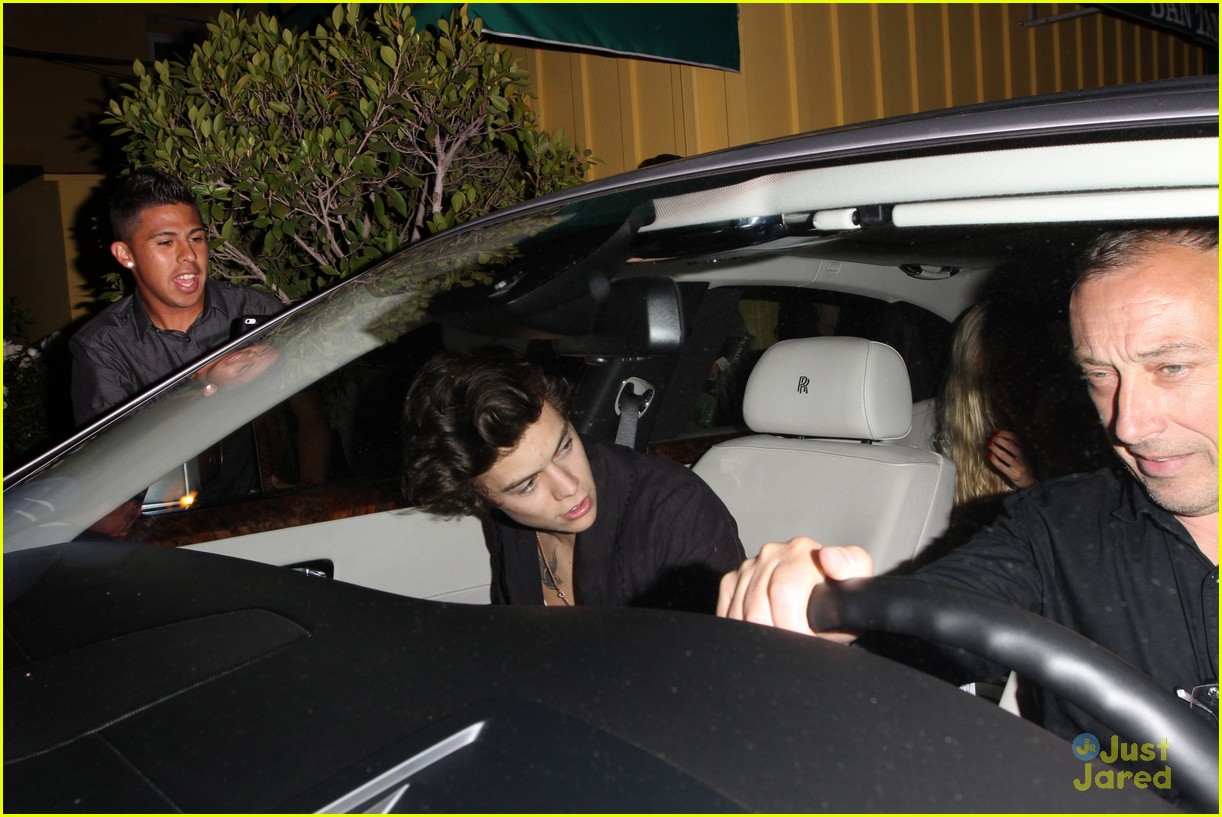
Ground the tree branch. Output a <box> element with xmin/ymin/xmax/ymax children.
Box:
<box><xmin>216</xmin><ymin>241</ymin><xmax>291</xmax><ymax>303</ymax></box>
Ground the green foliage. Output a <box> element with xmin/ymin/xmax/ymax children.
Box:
<box><xmin>4</xmin><ymin>296</ymin><xmax>35</xmax><ymax>339</ymax></box>
<box><xmin>102</xmin><ymin>3</ymin><xmax>592</xmax><ymax>302</ymax></box>
<box><xmin>4</xmin><ymin>298</ymin><xmax>58</xmax><ymax>466</ymax></box>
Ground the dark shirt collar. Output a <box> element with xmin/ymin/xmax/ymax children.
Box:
<box><xmin>491</xmin><ymin>435</ymin><xmax>625</xmax><ymax>605</ymax></box>
<box><xmin>1113</xmin><ymin>467</ymin><xmax>1211</xmax><ymax>559</ymax></box>
<box><xmin>1111</xmin><ymin>470</ymin><xmax>1157</xmax><ymax>523</ymax></box>
<box><xmin>130</xmin><ymin>280</ymin><xmax>218</xmax><ymax>339</ymax></box>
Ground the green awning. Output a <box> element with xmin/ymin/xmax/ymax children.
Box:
<box><xmin>415</xmin><ymin>3</ymin><xmax>741</xmax><ymax>71</ymax></box>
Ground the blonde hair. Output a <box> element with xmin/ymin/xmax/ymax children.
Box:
<box><xmin>933</xmin><ymin>303</ymin><xmax>1012</xmax><ymax>505</ymax></box>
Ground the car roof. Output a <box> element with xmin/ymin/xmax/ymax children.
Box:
<box><xmin>486</xmin><ymin>75</ymin><xmax>1218</xmax><ymax>214</ymax></box>
<box><xmin>424</xmin><ymin>77</ymin><xmax>1215</xmax><ymax>338</ymax></box>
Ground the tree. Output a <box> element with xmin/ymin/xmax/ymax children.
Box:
<box><xmin>102</xmin><ymin>3</ymin><xmax>592</xmax><ymax>302</ymax></box>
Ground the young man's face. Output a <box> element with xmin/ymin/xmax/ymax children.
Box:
<box><xmin>1071</xmin><ymin>242</ymin><xmax>1219</xmax><ymax>520</ymax></box>
<box><xmin>476</xmin><ymin>402</ymin><xmax>598</xmax><ymax>536</ymax></box>
<box><xmin>110</xmin><ymin>202</ymin><xmax>209</xmax><ymax>328</ymax></box>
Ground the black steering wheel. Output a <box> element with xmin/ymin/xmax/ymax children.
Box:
<box><xmin>808</xmin><ymin>577</ymin><xmax>1218</xmax><ymax>812</ymax></box>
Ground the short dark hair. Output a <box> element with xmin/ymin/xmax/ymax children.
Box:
<box><xmin>401</xmin><ymin>347</ymin><xmax>572</xmax><ymax>516</ymax></box>
<box><xmin>1074</xmin><ymin>225</ymin><xmax>1218</xmax><ymax>291</ymax></box>
<box><xmin>638</xmin><ymin>153</ymin><xmax>682</xmax><ymax>169</ymax></box>
<box><xmin>110</xmin><ymin>168</ymin><xmax>198</xmax><ymax>243</ymax></box>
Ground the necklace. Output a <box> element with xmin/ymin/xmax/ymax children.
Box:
<box><xmin>536</xmin><ymin>531</ymin><xmax>573</xmax><ymax>607</ymax></box>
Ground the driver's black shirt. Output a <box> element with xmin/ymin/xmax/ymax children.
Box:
<box><xmin>912</xmin><ymin>467</ymin><xmax>1218</xmax><ymax>745</ymax></box>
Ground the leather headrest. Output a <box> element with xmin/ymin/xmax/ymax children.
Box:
<box><xmin>742</xmin><ymin>337</ymin><xmax>913</xmax><ymax>440</ymax></box>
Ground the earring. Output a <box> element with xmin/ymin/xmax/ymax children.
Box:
<box><xmin>126</xmin><ymin>262</ymin><xmax>134</xmax><ymax>268</ymax></box>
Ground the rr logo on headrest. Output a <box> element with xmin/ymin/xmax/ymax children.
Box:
<box><xmin>796</xmin><ymin>376</ymin><xmax>810</xmax><ymax>394</ymax></box>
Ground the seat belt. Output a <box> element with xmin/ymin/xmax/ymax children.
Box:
<box><xmin>614</xmin><ymin>378</ymin><xmax>655</xmax><ymax>449</ymax></box>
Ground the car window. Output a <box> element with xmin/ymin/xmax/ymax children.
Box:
<box><xmin>1</xmin><ymin>201</ymin><xmax>623</xmax><ymax>552</ymax></box>
<box><xmin>145</xmin><ymin>281</ymin><xmax>894</xmax><ymax>546</ymax></box>
<box><xmin>131</xmin><ymin>320</ymin><xmax>539</xmax><ymax>547</ymax></box>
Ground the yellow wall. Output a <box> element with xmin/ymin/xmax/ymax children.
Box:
<box><xmin>3</xmin><ymin>3</ymin><xmax>1210</xmax><ymax>336</ymax></box>
<box><xmin>4</xmin><ymin>175</ymin><xmax>107</xmax><ymax>338</ymax></box>
<box><xmin>511</xmin><ymin>3</ymin><xmax>1208</xmax><ymax>178</ymax></box>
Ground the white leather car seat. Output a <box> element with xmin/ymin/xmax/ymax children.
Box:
<box><xmin>692</xmin><ymin>337</ymin><xmax>955</xmax><ymax>575</ymax></box>
<box><xmin>895</xmin><ymin>397</ymin><xmax>937</xmax><ymax>452</ymax></box>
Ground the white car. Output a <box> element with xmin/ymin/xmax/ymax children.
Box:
<box><xmin>5</xmin><ymin>76</ymin><xmax>1216</xmax><ymax>812</ymax></box>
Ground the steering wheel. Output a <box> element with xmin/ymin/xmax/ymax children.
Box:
<box><xmin>808</xmin><ymin>577</ymin><xmax>1218</xmax><ymax>812</ymax></box>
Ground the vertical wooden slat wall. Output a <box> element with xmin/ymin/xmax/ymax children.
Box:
<box><xmin>510</xmin><ymin>3</ymin><xmax>1208</xmax><ymax>180</ymax></box>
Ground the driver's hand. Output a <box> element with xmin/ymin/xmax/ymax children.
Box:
<box><xmin>717</xmin><ymin>537</ymin><xmax>874</xmax><ymax>641</ymax></box>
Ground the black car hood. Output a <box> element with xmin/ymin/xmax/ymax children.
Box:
<box><xmin>4</xmin><ymin>541</ymin><xmax>1176</xmax><ymax>813</ymax></box>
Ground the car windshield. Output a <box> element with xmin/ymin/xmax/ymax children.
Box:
<box><xmin>4</xmin><ymin>196</ymin><xmax>641</xmax><ymax>547</ymax></box>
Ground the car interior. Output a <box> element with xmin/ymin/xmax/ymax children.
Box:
<box><xmin>691</xmin><ymin>335</ymin><xmax>955</xmax><ymax>573</ymax></box>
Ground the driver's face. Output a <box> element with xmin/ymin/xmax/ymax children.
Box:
<box><xmin>1070</xmin><ymin>243</ymin><xmax>1219</xmax><ymax>519</ymax></box>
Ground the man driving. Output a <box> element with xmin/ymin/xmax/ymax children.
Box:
<box><xmin>717</xmin><ymin>226</ymin><xmax>1218</xmax><ymax>767</ymax></box>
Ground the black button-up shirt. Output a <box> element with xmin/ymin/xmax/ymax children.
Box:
<box><xmin>70</xmin><ymin>279</ymin><xmax>282</xmax><ymax>425</ymax></box>
<box><xmin>914</xmin><ymin>468</ymin><xmax>1218</xmax><ymax>744</ymax></box>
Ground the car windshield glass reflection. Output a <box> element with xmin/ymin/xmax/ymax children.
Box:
<box><xmin>1</xmin><ymin>197</ymin><xmax>657</xmax><ymax>551</ymax></box>
<box><xmin>194</xmin><ymin>344</ymin><xmax>282</xmax><ymax>394</ymax></box>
